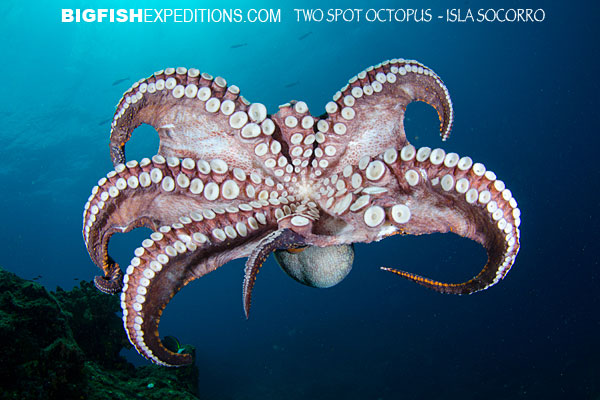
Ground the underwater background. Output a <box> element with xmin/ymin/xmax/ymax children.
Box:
<box><xmin>1</xmin><ymin>0</ymin><xmax>598</xmax><ymax>399</ymax></box>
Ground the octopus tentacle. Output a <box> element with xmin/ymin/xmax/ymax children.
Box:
<box><xmin>242</xmin><ymin>229</ymin><xmax>307</xmax><ymax>318</ymax></box>
<box><xmin>82</xmin><ymin>154</ymin><xmax>291</xmax><ymax>281</ymax></box>
<box><xmin>384</xmin><ymin>146</ymin><xmax>520</xmax><ymax>294</ymax></box>
<box><xmin>93</xmin><ymin>258</ymin><xmax>123</xmax><ymax>294</ymax></box>
<box><xmin>312</xmin><ymin>58</ymin><xmax>453</xmax><ymax>178</ymax></box>
<box><xmin>314</xmin><ymin>144</ymin><xmax>520</xmax><ymax>294</ymax></box>
<box><xmin>82</xmin><ymin>161</ymin><xmax>159</xmax><ymax>286</ymax></box>
<box><xmin>378</xmin><ymin>151</ymin><xmax>521</xmax><ymax>294</ymax></box>
<box><xmin>122</xmin><ymin>215</ymin><xmax>277</xmax><ymax>366</ymax></box>
<box><xmin>109</xmin><ymin>68</ymin><xmax>246</xmax><ymax>164</ymax></box>
<box><xmin>269</xmin><ymin>101</ymin><xmax>317</xmax><ymax>179</ymax></box>
<box><xmin>108</xmin><ymin>67</ymin><xmax>289</xmax><ymax>180</ymax></box>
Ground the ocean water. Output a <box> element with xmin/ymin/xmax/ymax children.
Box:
<box><xmin>1</xmin><ymin>0</ymin><xmax>598</xmax><ymax>399</ymax></box>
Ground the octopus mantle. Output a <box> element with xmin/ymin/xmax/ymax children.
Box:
<box><xmin>82</xmin><ymin>58</ymin><xmax>521</xmax><ymax>366</ymax></box>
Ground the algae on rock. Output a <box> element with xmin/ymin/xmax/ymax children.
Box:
<box><xmin>0</xmin><ymin>267</ymin><xmax>198</xmax><ymax>400</ymax></box>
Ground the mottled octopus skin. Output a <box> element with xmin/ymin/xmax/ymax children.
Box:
<box><xmin>82</xmin><ymin>59</ymin><xmax>521</xmax><ymax>366</ymax></box>
<box><xmin>274</xmin><ymin>244</ymin><xmax>354</xmax><ymax>289</ymax></box>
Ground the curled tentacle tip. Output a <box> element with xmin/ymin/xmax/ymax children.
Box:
<box><xmin>93</xmin><ymin>275</ymin><xmax>123</xmax><ymax>294</ymax></box>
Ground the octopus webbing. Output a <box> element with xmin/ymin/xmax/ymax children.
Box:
<box><xmin>82</xmin><ymin>59</ymin><xmax>521</xmax><ymax>366</ymax></box>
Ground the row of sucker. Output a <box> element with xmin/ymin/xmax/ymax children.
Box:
<box><xmin>82</xmin><ymin>155</ymin><xmax>324</xmax><ymax>268</ymax></box>
<box><xmin>315</xmin><ymin>144</ymin><xmax>520</xmax><ymax>290</ymax></box>
<box><xmin>120</xmin><ymin>203</ymin><xmax>278</xmax><ymax>366</ymax></box>
<box><xmin>309</xmin><ymin>58</ymin><xmax>453</xmax><ymax>179</ymax></box>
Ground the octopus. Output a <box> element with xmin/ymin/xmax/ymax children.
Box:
<box><xmin>82</xmin><ymin>58</ymin><xmax>521</xmax><ymax>367</ymax></box>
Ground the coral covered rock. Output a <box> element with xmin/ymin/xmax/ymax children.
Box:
<box><xmin>0</xmin><ymin>267</ymin><xmax>198</xmax><ymax>400</ymax></box>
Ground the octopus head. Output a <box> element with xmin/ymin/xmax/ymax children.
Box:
<box><xmin>274</xmin><ymin>244</ymin><xmax>354</xmax><ymax>288</ymax></box>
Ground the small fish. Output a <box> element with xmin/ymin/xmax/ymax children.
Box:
<box><xmin>298</xmin><ymin>31</ymin><xmax>312</xmax><ymax>40</ymax></box>
<box><xmin>230</xmin><ymin>43</ymin><xmax>248</xmax><ymax>49</ymax></box>
<box><xmin>284</xmin><ymin>81</ymin><xmax>299</xmax><ymax>88</ymax></box>
<box><xmin>163</xmin><ymin>335</ymin><xmax>186</xmax><ymax>354</ymax></box>
<box><xmin>112</xmin><ymin>77</ymin><xmax>130</xmax><ymax>86</ymax></box>
<box><xmin>98</xmin><ymin>118</ymin><xmax>112</xmax><ymax>126</ymax></box>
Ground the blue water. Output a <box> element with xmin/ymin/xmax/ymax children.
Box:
<box><xmin>1</xmin><ymin>0</ymin><xmax>598</xmax><ymax>398</ymax></box>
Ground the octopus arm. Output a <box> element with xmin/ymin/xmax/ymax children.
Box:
<box><xmin>380</xmin><ymin>183</ymin><xmax>517</xmax><ymax>294</ymax></box>
<box><xmin>122</xmin><ymin>224</ymin><xmax>277</xmax><ymax>366</ymax></box>
<box><xmin>386</xmin><ymin>152</ymin><xmax>519</xmax><ymax>294</ymax></box>
<box><xmin>108</xmin><ymin>68</ymin><xmax>280</xmax><ymax>174</ymax></box>
<box><xmin>242</xmin><ymin>229</ymin><xmax>306</xmax><ymax>318</ymax></box>
<box><xmin>93</xmin><ymin>255</ymin><xmax>123</xmax><ymax>294</ymax></box>
<box><xmin>315</xmin><ymin>139</ymin><xmax>520</xmax><ymax>295</ymax></box>
<box><xmin>82</xmin><ymin>156</ymin><xmax>266</xmax><ymax>294</ymax></box>
<box><xmin>313</xmin><ymin>59</ymin><xmax>453</xmax><ymax>177</ymax></box>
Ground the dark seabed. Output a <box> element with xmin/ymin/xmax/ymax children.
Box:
<box><xmin>0</xmin><ymin>0</ymin><xmax>598</xmax><ymax>399</ymax></box>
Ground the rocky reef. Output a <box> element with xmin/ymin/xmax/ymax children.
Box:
<box><xmin>0</xmin><ymin>266</ymin><xmax>199</xmax><ymax>399</ymax></box>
